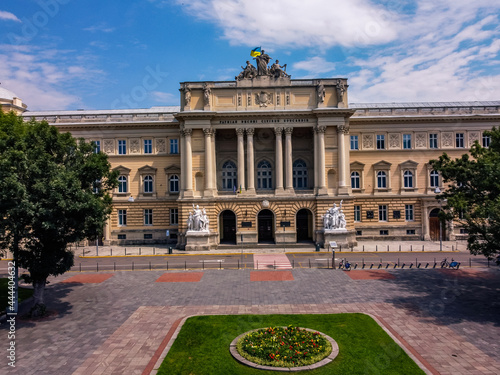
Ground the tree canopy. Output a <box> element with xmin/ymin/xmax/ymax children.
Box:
<box><xmin>430</xmin><ymin>127</ymin><xmax>500</xmax><ymax>260</ymax></box>
<box><xmin>0</xmin><ymin>111</ymin><xmax>118</xmax><ymax>315</ymax></box>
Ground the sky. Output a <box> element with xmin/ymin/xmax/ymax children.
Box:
<box><xmin>0</xmin><ymin>0</ymin><xmax>499</xmax><ymax>111</ymax></box>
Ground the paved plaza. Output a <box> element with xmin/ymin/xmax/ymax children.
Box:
<box><xmin>1</xmin><ymin>265</ymin><xmax>499</xmax><ymax>374</ymax></box>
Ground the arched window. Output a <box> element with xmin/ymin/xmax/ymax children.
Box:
<box><xmin>143</xmin><ymin>175</ymin><xmax>153</xmax><ymax>193</ymax></box>
<box><xmin>257</xmin><ymin>160</ymin><xmax>272</xmax><ymax>189</ymax></box>
<box><xmin>430</xmin><ymin>170</ymin><xmax>439</xmax><ymax>187</ymax></box>
<box><xmin>377</xmin><ymin>171</ymin><xmax>387</xmax><ymax>188</ymax></box>
<box><xmin>222</xmin><ymin>161</ymin><xmax>237</xmax><ymax>190</ymax></box>
<box><xmin>293</xmin><ymin>159</ymin><xmax>307</xmax><ymax>189</ymax></box>
<box><xmin>351</xmin><ymin>171</ymin><xmax>360</xmax><ymax>189</ymax></box>
<box><xmin>403</xmin><ymin>170</ymin><xmax>413</xmax><ymax>188</ymax></box>
<box><xmin>118</xmin><ymin>175</ymin><xmax>127</xmax><ymax>193</ymax></box>
<box><xmin>169</xmin><ymin>174</ymin><xmax>179</xmax><ymax>193</ymax></box>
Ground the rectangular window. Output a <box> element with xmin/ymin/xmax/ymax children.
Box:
<box><xmin>144</xmin><ymin>209</ymin><xmax>153</xmax><ymax>225</ymax></box>
<box><xmin>403</xmin><ymin>134</ymin><xmax>412</xmax><ymax>149</ymax></box>
<box><xmin>170</xmin><ymin>208</ymin><xmax>179</xmax><ymax>225</ymax></box>
<box><xmin>118</xmin><ymin>140</ymin><xmax>127</xmax><ymax>155</ymax></box>
<box><xmin>354</xmin><ymin>205</ymin><xmax>361</xmax><ymax>222</ymax></box>
<box><xmin>460</xmin><ymin>228</ymin><xmax>468</xmax><ymax>234</ymax></box>
<box><xmin>350</xmin><ymin>135</ymin><xmax>359</xmax><ymax>150</ymax></box>
<box><xmin>406</xmin><ymin>229</ymin><xmax>415</xmax><ymax>235</ymax></box>
<box><xmin>456</xmin><ymin>133</ymin><xmax>464</xmax><ymax>148</ymax></box>
<box><xmin>378</xmin><ymin>205</ymin><xmax>387</xmax><ymax>221</ymax></box>
<box><xmin>93</xmin><ymin>140</ymin><xmax>101</xmax><ymax>153</ymax></box>
<box><xmin>118</xmin><ymin>209</ymin><xmax>127</xmax><ymax>226</ymax></box>
<box><xmin>356</xmin><ymin>230</ymin><xmax>362</xmax><ymax>236</ymax></box>
<box><xmin>170</xmin><ymin>139</ymin><xmax>179</xmax><ymax>154</ymax></box>
<box><xmin>380</xmin><ymin>230</ymin><xmax>389</xmax><ymax>235</ymax></box>
<box><xmin>144</xmin><ymin>234</ymin><xmax>153</xmax><ymax>239</ymax></box>
<box><xmin>482</xmin><ymin>134</ymin><xmax>491</xmax><ymax>148</ymax></box>
<box><xmin>405</xmin><ymin>204</ymin><xmax>414</xmax><ymax>221</ymax></box>
<box><xmin>429</xmin><ymin>134</ymin><xmax>438</xmax><ymax>149</ymax></box>
<box><xmin>144</xmin><ymin>139</ymin><xmax>152</xmax><ymax>154</ymax></box>
<box><xmin>117</xmin><ymin>234</ymin><xmax>126</xmax><ymax>240</ymax></box>
<box><xmin>376</xmin><ymin>135</ymin><xmax>385</xmax><ymax>149</ymax></box>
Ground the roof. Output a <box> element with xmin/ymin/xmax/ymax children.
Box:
<box><xmin>349</xmin><ymin>101</ymin><xmax>500</xmax><ymax>109</ymax></box>
<box><xmin>0</xmin><ymin>86</ymin><xmax>19</xmax><ymax>101</ymax></box>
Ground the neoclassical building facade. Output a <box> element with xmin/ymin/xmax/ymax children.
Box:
<box><xmin>3</xmin><ymin>64</ymin><xmax>500</xmax><ymax>248</ymax></box>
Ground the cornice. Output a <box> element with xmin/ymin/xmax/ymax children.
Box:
<box><xmin>350</xmin><ymin>114</ymin><xmax>500</xmax><ymax>124</ymax></box>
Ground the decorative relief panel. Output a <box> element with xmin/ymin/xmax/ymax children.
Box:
<box><xmin>129</xmin><ymin>138</ymin><xmax>140</xmax><ymax>154</ymax></box>
<box><xmin>389</xmin><ymin>133</ymin><xmax>400</xmax><ymax>149</ymax></box>
<box><xmin>156</xmin><ymin>138</ymin><xmax>166</xmax><ymax>153</ymax></box>
<box><xmin>415</xmin><ymin>133</ymin><xmax>426</xmax><ymax>148</ymax></box>
<box><xmin>103</xmin><ymin>139</ymin><xmax>114</xmax><ymax>154</ymax></box>
<box><xmin>362</xmin><ymin>134</ymin><xmax>373</xmax><ymax>149</ymax></box>
<box><xmin>469</xmin><ymin>131</ymin><xmax>479</xmax><ymax>146</ymax></box>
<box><xmin>441</xmin><ymin>132</ymin><xmax>453</xmax><ymax>148</ymax></box>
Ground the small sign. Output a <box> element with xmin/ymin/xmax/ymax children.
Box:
<box><xmin>241</xmin><ymin>221</ymin><xmax>252</xmax><ymax>228</ymax></box>
<box><xmin>329</xmin><ymin>241</ymin><xmax>337</xmax><ymax>248</ymax></box>
<box><xmin>166</xmin><ymin>230</ymin><xmax>170</xmax><ymax>237</ymax></box>
<box><xmin>393</xmin><ymin>210</ymin><xmax>401</xmax><ymax>219</ymax></box>
<box><xmin>280</xmin><ymin>221</ymin><xmax>291</xmax><ymax>227</ymax></box>
<box><xmin>366</xmin><ymin>211</ymin><xmax>374</xmax><ymax>219</ymax></box>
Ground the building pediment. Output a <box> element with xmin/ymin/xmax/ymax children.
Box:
<box><xmin>138</xmin><ymin>165</ymin><xmax>157</xmax><ymax>173</ymax></box>
<box><xmin>350</xmin><ymin>161</ymin><xmax>365</xmax><ymax>170</ymax></box>
<box><xmin>164</xmin><ymin>165</ymin><xmax>181</xmax><ymax>174</ymax></box>
<box><xmin>373</xmin><ymin>160</ymin><xmax>392</xmax><ymax>169</ymax></box>
<box><xmin>399</xmin><ymin>160</ymin><xmax>418</xmax><ymax>169</ymax></box>
<box><xmin>112</xmin><ymin>165</ymin><xmax>131</xmax><ymax>174</ymax></box>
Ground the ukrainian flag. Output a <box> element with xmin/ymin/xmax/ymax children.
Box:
<box><xmin>250</xmin><ymin>47</ymin><xmax>261</xmax><ymax>57</ymax></box>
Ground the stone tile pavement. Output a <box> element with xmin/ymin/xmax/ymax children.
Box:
<box><xmin>1</xmin><ymin>268</ymin><xmax>499</xmax><ymax>374</ymax></box>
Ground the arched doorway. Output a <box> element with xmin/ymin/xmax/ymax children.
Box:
<box><xmin>220</xmin><ymin>210</ymin><xmax>236</xmax><ymax>244</ymax></box>
<box><xmin>296</xmin><ymin>209</ymin><xmax>313</xmax><ymax>242</ymax></box>
<box><xmin>258</xmin><ymin>209</ymin><xmax>274</xmax><ymax>243</ymax></box>
<box><xmin>429</xmin><ymin>208</ymin><xmax>446</xmax><ymax>241</ymax></box>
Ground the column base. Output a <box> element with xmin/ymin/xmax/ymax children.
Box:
<box><xmin>284</xmin><ymin>188</ymin><xmax>296</xmax><ymax>196</ymax></box>
<box><xmin>337</xmin><ymin>186</ymin><xmax>350</xmax><ymax>196</ymax></box>
<box><xmin>274</xmin><ymin>188</ymin><xmax>286</xmax><ymax>196</ymax></box>
<box><xmin>203</xmin><ymin>189</ymin><xmax>216</xmax><ymax>197</ymax></box>
<box><xmin>317</xmin><ymin>187</ymin><xmax>329</xmax><ymax>196</ymax></box>
<box><xmin>245</xmin><ymin>188</ymin><xmax>256</xmax><ymax>195</ymax></box>
<box><xmin>183</xmin><ymin>190</ymin><xmax>195</xmax><ymax>198</ymax></box>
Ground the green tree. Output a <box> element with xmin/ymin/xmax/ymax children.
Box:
<box><xmin>430</xmin><ymin>127</ymin><xmax>500</xmax><ymax>260</ymax></box>
<box><xmin>0</xmin><ymin>111</ymin><xmax>118</xmax><ymax>316</ymax></box>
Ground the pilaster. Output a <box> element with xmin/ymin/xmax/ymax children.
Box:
<box><xmin>274</xmin><ymin>127</ymin><xmax>285</xmax><ymax>195</ymax></box>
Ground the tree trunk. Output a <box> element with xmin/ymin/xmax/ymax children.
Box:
<box><xmin>31</xmin><ymin>279</ymin><xmax>47</xmax><ymax>317</ymax></box>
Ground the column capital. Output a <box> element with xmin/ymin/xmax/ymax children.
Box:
<box><xmin>246</xmin><ymin>128</ymin><xmax>255</xmax><ymax>136</ymax></box>
<box><xmin>284</xmin><ymin>127</ymin><xmax>293</xmax><ymax>136</ymax></box>
<box><xmin>182</xmin><ymin>128</ymin><xmax>193</xmax><ymax>137</ymax></box>
<box><xmin>274</xmin><ymin>127</ymin><xmax>283</xmax><ymax>136</ymax></box>
<box><xmin>337</xmin><ymin>124</ymin><xmax>350</xmax><ymax>134</ymax></box>
<box><xmin>236</xmin><ymin>128</ymin><xmax>245</xmax><ymax>136</ymax></box>
<box><xmin>315</xmin><ymin>125</ymin><xmax>326</xmax><ymax>134</ymax></box>
<box><xmin>203</xmin><ymin>128</ymin><xmax>214</xmax><ymax>137</ymax></box>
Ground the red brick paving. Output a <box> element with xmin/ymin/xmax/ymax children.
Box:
<box><xmin>61</xmin><ymin>273</ymin><xmax>114</xmax><ymax>283</ymax></box>
<box><xmin>345</xmin><ymin>270</ymin><xmax>397</xmax><ymax>280</ymax></box>
<box><xmin>155</xmin><ymin>272</ymin><xmax>204</xmax><ymax>282</ymax></box>
<box><xmin>250</xmin><ymin>270</ymin><xmax>294</xmax><ymax>281</ymax></box>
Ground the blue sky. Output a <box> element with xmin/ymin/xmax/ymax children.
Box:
<box><xmin>1</xmin><ymin>0</ymin><xmax>499</xmax><ymax>111</ymax></box>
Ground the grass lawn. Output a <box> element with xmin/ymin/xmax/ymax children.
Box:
<box><xmin>158</xmin><ymin>313</ymin><xmax>425</xmax><ymax>375</ymax></box>
<box><xmin>0</xmin><ymin>278</ymin><xmax>34</xmax><ymax>314</ymax></box>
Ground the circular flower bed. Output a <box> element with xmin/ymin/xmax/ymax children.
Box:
<box><xmin>236</xmin><ymin>325</ymin><xmax>332</xmax><ymax>368</ymax></box>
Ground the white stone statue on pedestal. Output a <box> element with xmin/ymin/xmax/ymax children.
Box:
<box><xmin>187</xmin><ymin>204</ymin><xmax>209</xmax><ymax>232</ymax></box>
<box><xmin>323</xmin><ymin>200</ymin><xmax>346</xmax><ymax>230</ymax></box>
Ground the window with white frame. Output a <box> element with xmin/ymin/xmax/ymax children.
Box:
<box><xmin>170</xmin><ymin>139</ymin><xmax>179</xmax><ymax>154</ymax></box>
<box><xmin>144</xmin><ymin>139</ymin><xmax>152</xmax><ymax>154</ymax></box>
<box><xmin>170</xmin><ymin>208</ymin><xmax>178</xmax><ymax>225</ymax></box>
<box><xmin>456</xmin><ymin>133</ymin><xmax>464</xmax><ymax>148</ymax></box>
<box><xmin>257</xmin><ymin>160</ymin><xmax>272</xmax><ymax>189</ymax></box>
<box><xmin>169</xmin><ymin>174</ymin><xmax>179</xmax><ymax>193</ymax></box>
<box><xmin>376</xmin><ymin>135</ymin><xmax>385</xmax><ymax>149</ymax></box>
<box><xmin>144</xmin><ymin>209</ymin><xmax>153</xmax><ymax>225</ymax></box>
<box><xmin>483</xmin><ymin>133</ymin><xmax>491</xmax><ymax>148</ymax></box>
<box><xmin>350</xmin><ymin>135</ymin><xmax>359</xmax><ymax>150</ymax></box>
<box><xmin>143</xmin><ymin>175</ymin><xmax>154</xmax><ymax>193</ymax></box>
<box><xmin>377</xmin><ymin>171</ymin><xmax>387</xmax><ymax>188</ymax></box>
<box><xmin>429</xmin><ymin>134</ymin><xmax>438</xmax><ymax>149</ymax></box>
<box><xmin>93</xmin><ymin>140</ymin><xmax>101</xmax><ymax>153</ymax></box>
<box><xmin>222</xmin><ymin>161</ymin><xmax>237</xmax><ymax>190</ymax></box>
<box><xmin>351</xmin><ymin>171</ymin><xmax>360</xmax><ymax>189</ymax></box>
<box><xmin>118</xmin><ymin>209</ymin><xmax>127</xmax><ymax>226</ymax></box>
<box><xmin>118</xmin><ymin>140</ymin><xmax>127</xmax><ymax>154</ymax></box>
<box><xmin>118</xmin><ymin>175</ymin><xmax>127</xmax><ymax>193</ymax></box>
<box><xmin>403</xmin><ymin>170</ymin><xmax>413</xmax><ymax>188</ymax></box>
<box><xmin>354</xmin><ymin>205</ymin><xmax>361</xmax><ymax>222</ymax></box>
<box><xmin>405</xmin><ymin>204</ymin><xmax>414</xmax><ymax>221</ymax></box>
<box><xmin>292</xmin><ymin>159</ymin><xmax>308</xmax><ymax>189</ymax></box>
<box><xmin>430</xmin><ymin>170</ymin><xmax>439</xmax><ymax>187</ymax></box>
<box><xmin>378</xmin><ymin>205</ymin><xmax>387</xmax><ymax>221</ymax></box>
<box><xmin>403</xmin><ymin>134</ymin><xmax>412</xmax><ymax>149</ymax></box>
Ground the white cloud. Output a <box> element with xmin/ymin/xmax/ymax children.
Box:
<box><xmin>83</xmin><ymin>23</ymin><xmax>115</xmax><ymax>33</ymax></box>
<box><xmin>293</xmin><ymin>57</ymin><xmax>335</xmax><ymax>75</ymax></box>
<box><xmin>150</xmin><ymin>91</ymin><xmax>177</xmax><ymax>104</ymax></box>
<box><xmin>0</xmin><ymin>10</ymin><xmax>21</xmax><ymax>22</ymax></box>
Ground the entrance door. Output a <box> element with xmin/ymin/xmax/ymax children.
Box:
<box><xmin>258</xmin><ymin>209</ymin><xmax>274</xmax><ymax>243</ymax></box>
<box><xmin>221</xmin><ymin>210</ymin><xmax>236</xmax><ymax>244</ymax></box>
<box><xmin>429</xmin><ymin>208</ymin><xmax>446</xmax><ymax>241</ymax></box>
<box><xmin>296</xmin><ymin>209</ymin><xmax>312</xmax><ymax>242</ymax></box>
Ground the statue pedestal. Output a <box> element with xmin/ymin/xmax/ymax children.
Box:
<box><xmin>320</xmin><ymin>229</ymin><xmax>357</xmax><ymax>249</ymax></box>
<box><xmin>185</xmin><ymin>231</ymin><xmax>217</xmax><ymax>251</ymax></box>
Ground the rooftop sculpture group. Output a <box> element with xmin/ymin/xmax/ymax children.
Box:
<box><xmin>236</xmin><ymin>49</ymin><xmax>290</xmax><ymax>80</ymax></box>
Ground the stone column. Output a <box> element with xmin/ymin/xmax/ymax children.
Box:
<box><xmin>314</xmin><ymin>127</ymin><xmax>318</xmax><ymax>192</ymax></box>
<box><xmin>180</xmin><ymin>129</ymin><xmax>186</xmax><ymax>192</ymax></box>
<box><xmin>211</xmin><ymin>129</ymin><xmax>217</xmax><ymax>193</ymax></box>
<box><xmin>274</xmin><ymin>127</ymin><xmax>284</xmax><ymax>194</ymax></box>
<box><xmin>316</xmin><ymin>125</ymin><xmax>327</xmax><ymax>195</ymax></box>
<box><xmin>184</xmin><ymin>128</ymin><xmax>193</xmax><ymax>196</ymax></box>
<box><xmin>337</xmin><ymin>123</ymin><xmax>350</xmax><ymax>195</ymax></box>
<box><xmin>203</xmin><ymin>128</ymin><xmax>214</xmax><ymax>196</ymax></box>
<box><xmin>246</xmin><ymin>128</ymin><xmax>255</xmax><ymax>194</ymax></box>
<box><xmin>236</xmin><ymin>128</ymin><xmax>246</xmax><ymax>193</ymax></box>
<box><xmin>284</xmin><ymin>127</ymin><xmax>294</xmax><ymax>193</ymax></box>
<box><xmin>422</xmin><ymin>204</ymin><xmax>431</xmax><ymax>241</ymax></box>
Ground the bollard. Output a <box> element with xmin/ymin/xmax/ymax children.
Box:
<box><xmin>149</xmin><ymin>261</ymin><xmax>151</xmax><ymax>271</ymax></box>
<box><xmin>425</xmin><ymin>263</ymin><xmax>429</xmax><ymax>268</ymax></box>
<box><xmin>385</xmin><ymin>263</ymin><xmax>389</xmax><ymax>269</ymax></box>
<box><xmin>399</xmin><ymin>245</ymin><xmax>401</xmax><ymax>252</ymax></box>
<box><xmin>410</xmin><ymin>245</ymin><xmax>412</xmax><ymax>251</ymax></box>
<box><xmin>409</xmin><ymin>263</ymin><xmax>413</xmax><ymax>268</ymax></box>
<box><xmin>97</xmin><ymin>262</ymin><xmax>99</xmax><ymax>272</ymax></box>
<box><xmin>376</xmin><ymin>245</ymin><xmax>378</xmax><ymax>252</ymax></box>
<box><xmin>433</xmin><ymin>262</ymin><xmax>437</xmax><ymax>268</ymax></box>
<box><xmin>292</xmin><ymin>259</ymin><xmax>294</xmax><ymax>268</ymax></box>
<box><xmin>309</xmin><ymin>259</ymin><xmax>311</xmax><ymax>268</ymax></box>
<box><xmin>354</xmin><ymin>263</ymin><xmax>358</xmax><ymax>269</ymax></box>
<box><xmin>402</xmin><ymin>263</ymin><xmax>405</xmax><ymax>269</ymax></box>
<box><xmin>363</xmin><ymin>245</ymin><xmax>365</xmax><ymax>252</ymax></box>
<box><xmin>274</xmin><ymin>260</ymin><xmax>276</xmax><ymax>270</ymax></box>
<box><xmin>469</xmin><ymin>258</ymin><xmax>471</xmax><ymax>268</ymax></box>
<box><xmin>185</xmin><ymin>261</ymin><xmax>187</xmax><ymax>270</ymax></box>
<box><xmin>80</xmin><ymin>263</ymin><xmax>82</xmax><ymax>272</ymax></box>
<box><xmin>452</xmin><ymin>245</ymin><xmax>454</xmax><ymax>251</ymax></box>
<box><xmin>139</xmin><ymin>248</ymin><xmax>141</xmax><ymax>256</ymax></box>
<box><xmin>394</xmin><ymin>263</ymin><xmax>397</xmax><ymax>269</ymax></box>
<box><xmin>422</xmin><ymin>245</ymin><xmax>424</xmax><ymax>251</ymax></box>
<box><xmin>132</xmin><ymin>261</ymin><xmax>134</xmax><ymax>271</ymax></box>
<box><xmin>111</xmin><ymin>248</ymin><xmax>113</xmax><ymax>256</ymax></box>
<box><xmin>387</xmin><ymin>245</ymin><xmax>389</xmax><ymax>251</ymax></box>
<box><xmin>362</xmin><ymin>263</ymin><xmax>365</xmax><ymax>269</ymax></box>
<box><xmin>417</xmin><ymin>263</ymin><xmax>421</xmax><ymax>268</ymax></box>
<box><xmin>339</xmin><ymin>244</ymin><xmax>342</xmax><ymax>252</ymax></box>
<box><xmin>370</xmin><ymin>264</ymin><xmax>374</xmax><ymax>269</ymax></box>
<box><xmin>238</xmin><ymin>259</ymin><xmax>240</xmax><ymax>270</ymax></box>
<box><xmin>378</xmin><ymin>264</ymin><xmax>382</xmax><ymax>269</ymax></box>
<box><xmin>154</xmin><ymin>247</ymin><xmax>155</xmax><ymax>255</ymax></box>
<box><xmin>351</xmin><ymin>246</ymin><xmax>353</xmax><ymax>252</ymax></box>
<box><xmin>125</xmin><ymin>248</ymin><xmax>127</xmax><ymax>256</ymax></box>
